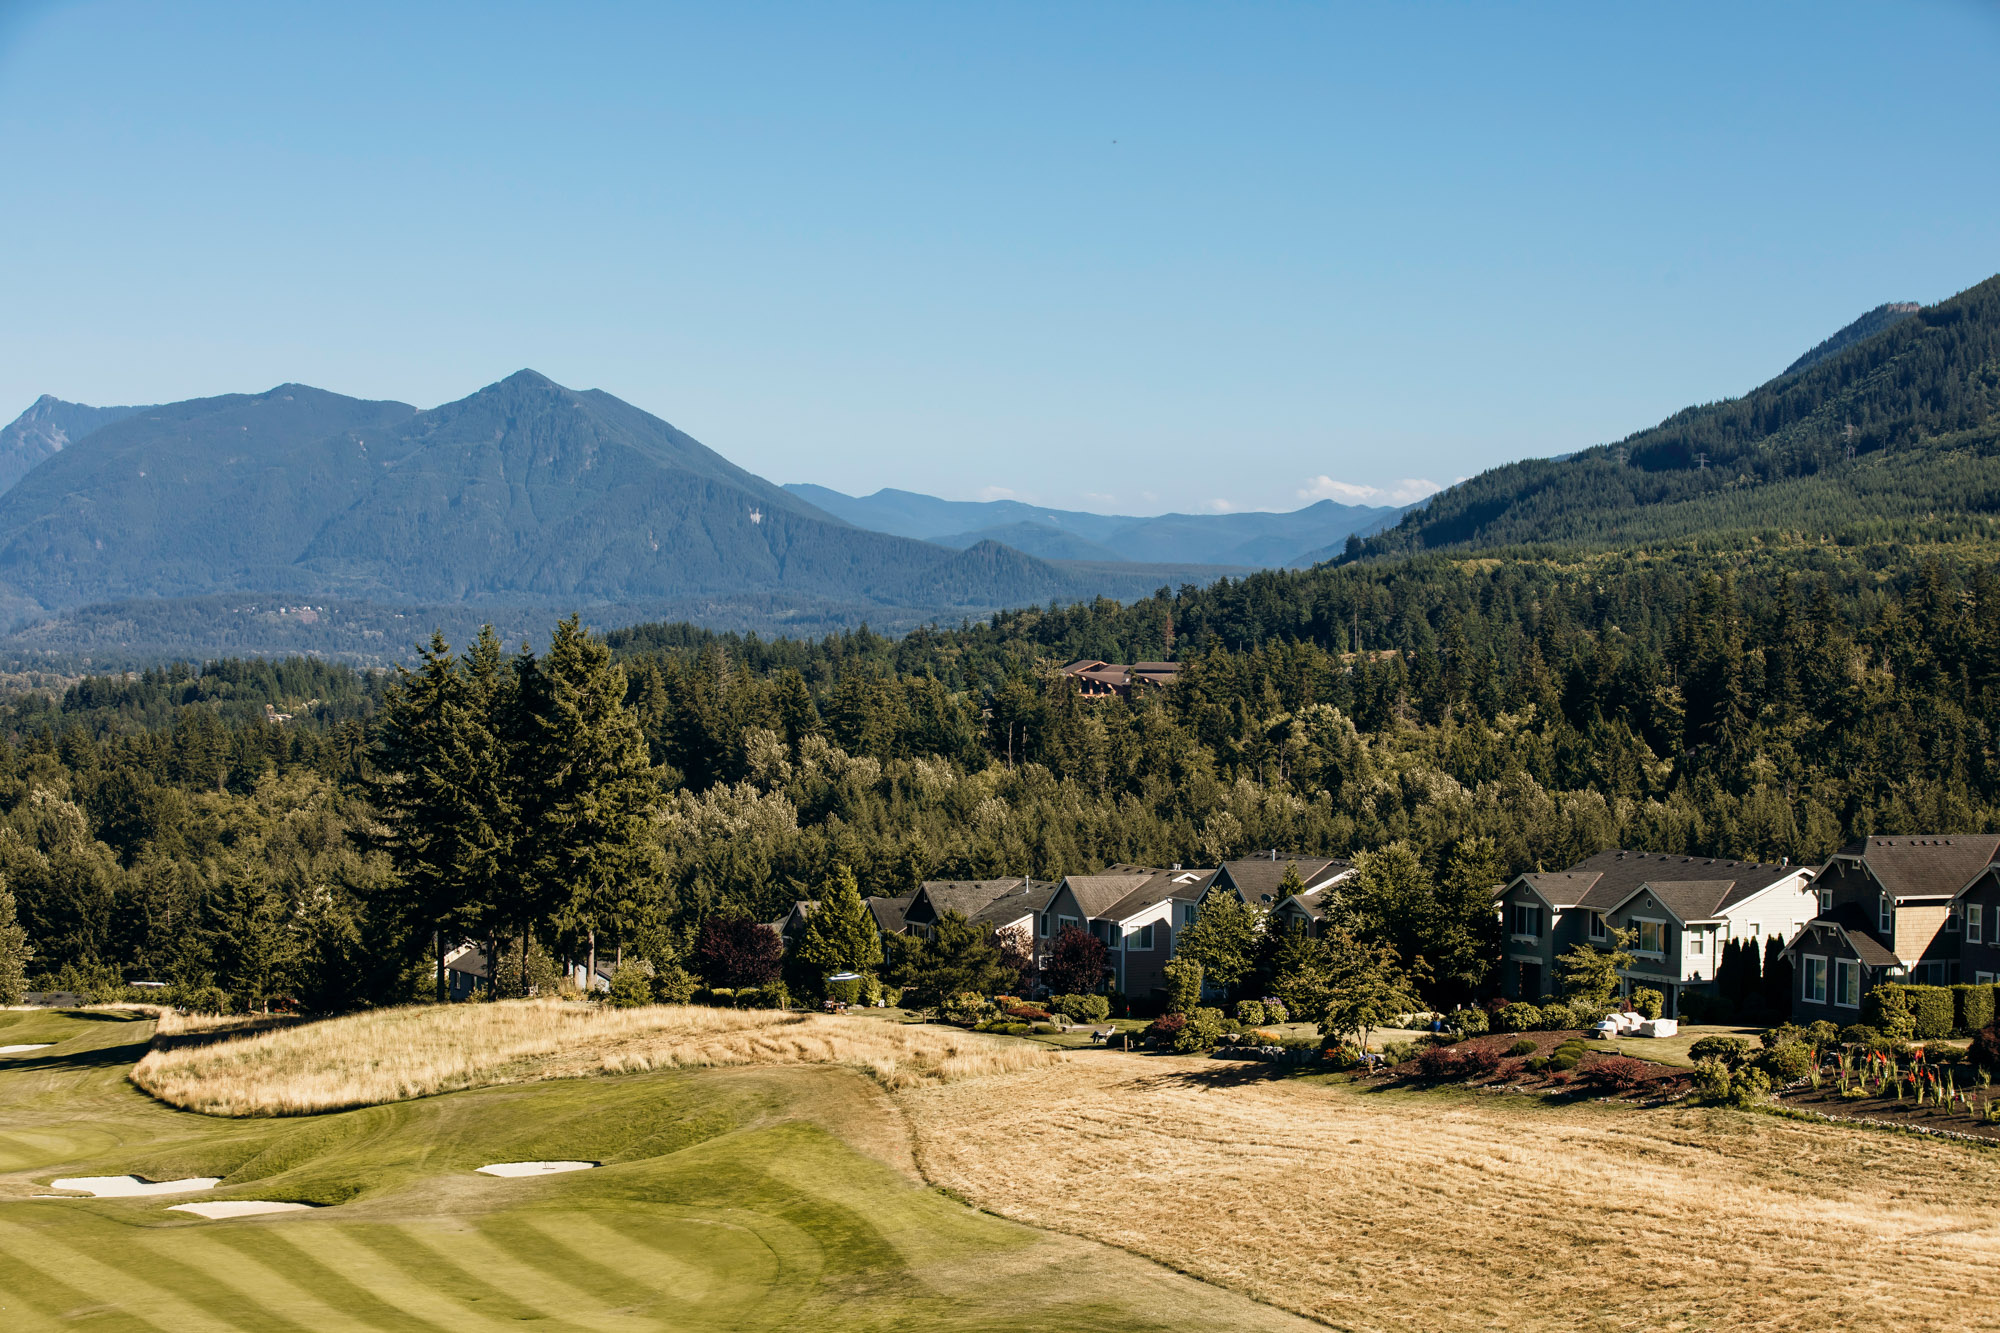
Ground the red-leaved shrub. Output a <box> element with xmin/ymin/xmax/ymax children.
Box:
<box><xmin>1414</xmin><ymin>1045</ymin><xmax>1466</xmax><ymax>1079</ymax></box>
<box><xmin>1005</xmin><ymin>1005</ymin><xmax>1051</xmax><ymax>1021</ymax></box>
<box><xmin>1458</xmin><ymin>1046</ymin><xmax>1502</xmax><ymax>1078</ymax></box>
<box><xmin>1143</xmin><ymin>1013</ymin><xmax>1186</xmax><ymax>1048</ymax></box>
<box><xmin>1583</xmin><ymin>1056</ymin><xmax>1652</xmax><ymax>1091</ymax></box>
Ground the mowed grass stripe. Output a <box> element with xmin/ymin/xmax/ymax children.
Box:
<box><xmin>0</xmin><ymin>1235</ymin><xmax>166</xmax><ymax>1333</ymax></box>
<box><xmin>344</xmin><ymin>1222</ymin><xmax>585</xmax><ymax>1325</ymax></box>
<box><xmin>118</xmin><ymin>1226</ymin><xmax>327</xmax><ymax>1333</ymax></box>
<box><xmin>205</xmin><ymin>1224</ymin><xmax>456</xmax><ymax>1333</ymax></box>
<box><xmin>286</xmin><ymin>1227</ymin><xmax>568</xmax><ymax>1332</ymax></box>
<box><xmin>0</xmin><ymin>1215</ymin><xmax>255</xmax><ymax>1332</ymax></box>
<box><xmin>510</xmin><ymin>1211</ymin><xmax>757</xmax><ymax>1317</ymax></box>
<box><xmin>476</xmin><ymin>1213</ymin><xmax>675</xmax><ymax>1316</ymax></box>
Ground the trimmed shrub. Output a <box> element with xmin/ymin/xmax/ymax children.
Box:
<box><xmin>1954</xmin><ymin>984</ymin><xmax>1998</xmax><ymax>1036</ymax></box>
<box><xmin>1537</xmin><ymin>1002</ymin><xmax>1578</xmax><ymax>1031</ymax></box>
<box><xmin>1449</xmin><ymin>1006</ymin><xmax>1488</xmax><ymax>1036</ymax></box>
<box><xmin>1507</xmin><ymin>1039</ymin><xmax>1537</xmax><ymax>1056</ymax></box>
<box><xmin>1728</xmin><ymin>1066</ymin><xmax>1773</xmax><ymax>1106</ymax></box>
<box><xmin>1757</xmin><ymin>1042</ymin><xmax>1814</xmax><ymax>1082</ymax></box>
<box><xmin>1173</xmin><ymin>1006</ymin><xmax>1226</xmax><ymax>1053</ymax></box>
<box><xmin>1033</xmin><ymin>1023</ymin><xmax>1059</xmax><ymax>1035</ymax></box>
<box><xmin>1761</xmin><ymin>1023</ymin><xmax>1806</xmax><ymax>1051</ymax></box>
<box><xmin>1688</xmin><ymin>1036</ymin><xmax>1752</xmax><ymax>1069</ymax></box>
<box><xmin>1052</xmin><ymin>993</ymin><xmax>1112</xmax><ymax>1025</ymax></box>
<box><xmin>1524</xmin><ymin>1057</ymin><xmax>1549</xmax><ymax>1073</ymax></box>
<box><xmin>1549</xmin><ymin>1053</ymin><xmax>1579</xmax><ymax>1072</ymax></box>
<box><xmin>1235</xmin><ymin>1000</ymin><xmax>1268</xmax><ymax>1027</ymax></box>
<box><xmin>1262</xmin><ymin>997</ymin><xmax>1290</xmax><ymax>1024</ymax></box>
<box><xmin>1382</xmin><ymin>1040</ymin><xmax>1421</xmax><ymax>1066</ymax></box>
<box><xmin>1911</xmin><ymin>986</ymin><xmax>1955</xmax><ymax>1040</ymax></box>
<box><xmin>1865</xmin><ymin>985</ymin><xmax>1918</xmax><ymax>1040</ymax></box>
<box><xmin>1806</xmin><ymin>1020</ymin><xmax>1840</xmax><ymax>1050</ymax></box>
<box><xmin>1692</xmin><ymin>1058</ymin><xmax>1733</xmax><ymax>1102</ymax></box>
<box><xmin>1162</xmin><ymin>958</ymin><xmax>1204</xmax><ymax>1016</ymax></box>
<box><xmin>1495</xmin><ymin>1002</ymin><xmax>1543</xmax><ymax>1033</ymax></box>
<box><xmin>1631</xmin><ymin>988</ymin><xmax>1664</xmax><ymax>1019</ymax></box>
<box><xmin>824</xmin><ymin>976</ymin><xmax>866</xmax><ymax>1005</ymax></box>
<box><xmin>604</xmin><ymin>967</ymin><xmax>653</xmax><ymax>1009</ymax></box>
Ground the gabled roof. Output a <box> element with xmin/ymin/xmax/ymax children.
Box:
<box><xmin>1215</xmin><ymin>855</ymin><xmax>1353</xmax><ymax>904</ymax></box>
<box><xmin>1099</xmin><ymin>867</ymin><xmax>1217</xmax><ymax>923</ymax></box>
<box><xmin>1614</xmin><ymin>880</ymin><xmax>1736</xmax><ymax>925</ymax></box>
<box><xmin>1512</xmin><ymin>849</ymin><xmax>1804</xmax><ymax>914</ymax></box>
<box><xmin>969</xmin><ymin>880</ymin><xmax>1057</xmax><ymax>929</ymax></box>
<box><xmin>912</xmin><ymin>879</ymin><xmax>1032</xmax><ymax>922</ymax></box>
<box><xmin>1786</xmin><ymin>904</ymin><xmax>1902</xmax><ymax>969</ymax></box>
<box><xmin>1831</xmin><ymin>835</ymin><xmax>2000</xmax><ymax>901</ymax></box>
<box><xmin>865</xmin><ymin>895</ymin><xmax>911</xmax><ymax>934</ymax></box>
<box><xmin>1059</xmin><ymin>873</ymin><xmax>1155</xmax><ymax>918</ymax></box>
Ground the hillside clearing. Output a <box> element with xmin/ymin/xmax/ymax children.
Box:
<box><xmin>901</xmin><ymin>1054</ymin><xmax>2000</xmax><ymax>1332</ymax></box>
<box><xmin>133</xmin><ymin>1000</ymin><xmax>1060</xmax><ymax>1115</ymax></box>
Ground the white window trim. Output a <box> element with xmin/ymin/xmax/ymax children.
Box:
<box><xmin>1818</xmin><ymin>889</ymin><xmax>1833</xmax><ymax>914</ymax></box>
<box><xmin>1508</xmin><ymin>901</ymin><xmax>1542</xmax><ymax>941</ymax></box>
<box><xmin>1631</xmin><ymin>916</ymin><xmax>1668</xmax><ymax>958</ymax></box>
<box><xmin>1803</xmin><ymin>954</ymin><xmax>1829</xmax><ymax>1004</ymax></box>
<box><xmin>1834</xmin><ymin>958</ymin><xmax>1861</xmax><ymax>1009</ymax></box>
<box><xmin>1588</xmin><ymin>912</ymin><xmax>1606</xmax><ymax>940</ymax></box>
<box><xmin>1970</xmin><ymin>903</ymin><xmax>1984</xmax><ymax>945</ymax></box>
<box><xmin>1978</xmin><ymin>971</ymin><xmax>1995</xmax><ymax>985</ymax></box>
<box><xmin>1880</xmin><ymin>896</ymin><xmax>1894</xmax><ymax>937</ymax></box>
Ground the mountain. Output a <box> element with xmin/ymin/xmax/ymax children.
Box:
<box><xmin>0</xmin><ymin>372</ymin><xmax>1234</xmax><ymax>655</ymax></box>
<box><xmin>0</xmin><ymin>395</ymin><xmax>152</xmax><ymax>496</ymax></box>
<box><xmin>1349</xmin><ymin>275</ymin><xmax>2000</xmax><ymax>560</ymax></box>
<box><xmin>785</xmin><ymin>485</ymin><xmax>1401</xmax><ymax>568</ymax></box>
<box><xmin>1784</xmin><ymin>302</ymin><xmax>1921</xmax><ymax>375</ymax></box>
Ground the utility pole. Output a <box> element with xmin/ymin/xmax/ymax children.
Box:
<box><xmin>1695</xmin><ymin>453</ymin><xmax>1708</xmax><ymax>472</ymax></box>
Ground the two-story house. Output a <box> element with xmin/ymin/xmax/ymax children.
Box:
<box><xmin>1498</xmin><ymin>849</ymin><xmax>1816</xmax><ymax>1017</ymax></box>
<box><xmin>1212</xmin><ymin>853</ymin><xmax>1355</xmax><ymax>915</ymax></box>
<box><xmin>1786</xmin><ymin>835</ymin><xmax>2000</xmax><ymax>1023</ymax></box>
<box><xmin>1953</xmin><ymin>857</ymin><xmax>2000</xmax><ymax>983</ymax></box>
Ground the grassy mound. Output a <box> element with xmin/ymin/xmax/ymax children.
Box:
<box><xmin>133</xmin><ymin>999</ymin><xmax>1060</xmax><ymax>1116</ymax></box>
<box><xmin>1</xmin><ymin>1009</ymin><xmax>1311</xmax><ymax>1332</ymax></box>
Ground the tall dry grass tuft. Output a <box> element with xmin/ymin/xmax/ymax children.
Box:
<box><xmin>131</xmin><ymin>1000</ymin><xmax>1059</xmax><ymax>1116</ymax></box>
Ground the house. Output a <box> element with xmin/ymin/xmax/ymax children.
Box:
<box><xmin>864</xmin><ymin>894</ymin><xmax>912</xmax><ymax>948</ymax></box>
<box><xmin>903</xmin><ymin>878</ymin><xmax>1054</xmax><ymax>945</ymax></box>
<box><xmin>445</xmin><ymin>943</ymin><xmax>490</xmax><ymax>1000</ymax></box>
<box><xmin>1785</xmin><ymin>835</ymin><xmax>2000</xmax><ymax>1023</ymax></box>
<box><xmin>1219</xmin><ymin>855</ymin><xmax>1356</xmax><ymax>932</ymax></box>
<box><xmin>1497</xmin><ymin>849</ymin><xmax>1816</xmax><ymax>1017</ymax></box>
<box><xmin>1953</xmin><ymin>859</ymin><xmax>2000</xmax><ymax>983</ymax></box>
<box><xmin>1059</xmin><ymin>660</ymin><xmax>1180</xmax><ymax>700</ymax></box>
<box><xmin>1036</xmin><ymin>865</ymin><xmax>1217</xmax><ymax>997</ymax></box>
<box><xmin>773</xmin><ymin>900</ymin><xmax>819</xmax><ymax>944</ymax></box>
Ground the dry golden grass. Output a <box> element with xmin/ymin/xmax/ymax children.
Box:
<box><xmin>901</xmin><ymin>1055</ymin><xmax>2000</xmax><ymax>1332</ymax></box>
<box><xmin>132</xmin><ymin>999</ymin><xmax>1059</xmax><ymax>1116</ymax></box>
<box><xmin>151</xmin><ymin>1009</ymin><xmax>299</xmax><ymax>1037</ymax></box>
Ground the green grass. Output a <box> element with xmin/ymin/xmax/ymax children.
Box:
<box><xmin>0</xmin><ymin>1009</ymin><xmax>1311</xmax><ymax>1332</ymax></box>
<box><xmin>1594</xmin><ymin>1023</ymin><xmax>1766</xmax><ymax>1069</ymax></box>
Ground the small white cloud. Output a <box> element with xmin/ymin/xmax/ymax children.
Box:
<box><xmin>1203</xmin><ymin>498</ymin><xmax>1238</xmax><ymax>513</ymax></box>
<box><xmin>1139</xmin><ymin>490</ymin><xmax>1160</xmax><ymax>502</ymax></box>
<box><xmin>1297</xmin><ymin>475</ymin><xmax>1442</xmax><ymax>506</ymax></box>
<box><xmin>1082</xmin><ymin>492</ymin><xmax>1118</xmax><ymax>505</ymax></box>
<box><xmin>978</xmin><ymin>485</ymin><xmax>1022</xmax><ymax>502</ymax></box>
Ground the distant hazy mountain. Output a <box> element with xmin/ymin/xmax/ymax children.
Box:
<box><xmin>784</xmin><ymin>484</ymin><xmax>1401</xmax><ymax>568</ymax></box>
<box><xmin>0</xmin><ymin>372</ymin><xmax>1242</xmax><ymax>655</ymax></box>
<box><xmin>1784</xmin><ymin>301</ymin><xmax>1921</xmax><ymax>376</ymax></box>
<box><xmin>0</xmin><ymin>395</ymin><xmax>151</xmax><ymax>496</ymax></box>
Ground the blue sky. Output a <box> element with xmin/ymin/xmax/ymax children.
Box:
<box><xmin>2</xmin><ymin>2</ymin><xmax>1996</xmax><ymax>515</ymax></box>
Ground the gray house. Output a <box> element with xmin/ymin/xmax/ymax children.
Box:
<box><xmin>1498</xmin><ymin>850</ymin><xmax>1815</xmax><ymax>1017</ymax></box>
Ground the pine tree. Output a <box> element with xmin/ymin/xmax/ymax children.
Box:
<box><xmin>791</xmin><ymin>864</ymin><xmax>882</xmax><ymax>984</ymax></box>
<box><xmin>1176</xmin><ymin>892</ymin><xmax>1260</xmax><ymax>995</ymax></box>
<box><xmin>0</xmin><ymin>879</ymin><xmax>30</xmax><ymax>1005</ymax></box>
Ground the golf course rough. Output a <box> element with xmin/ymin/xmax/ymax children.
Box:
<box><xmin>0</xmin><ymin>1005</ymin><xmax>1317</xmax><ymax>1332</ymax></box>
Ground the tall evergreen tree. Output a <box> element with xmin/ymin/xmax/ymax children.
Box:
<box><xmin>790</xmin><ymin>864</ymin><xmax>883</xmax><ymax>984</ymax></box>
<box><xmin>0</xmin><ymin>878</ymin><xmax>30</xmax><ymax>1004</ymax></box>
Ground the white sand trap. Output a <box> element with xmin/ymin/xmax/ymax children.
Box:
<box><xmin>0</xmin><ymin>1044</ymin><xmax>52</xmax><ymax>1054</ymax></box>
<box><xmin>168</xmin><ymin>1201</ymin><xmax>316</xmax><ymax>1219</ymax></box>
<box><xmin>476</xmin><ymin>1160</ymin><xmax>599</xmax><ymax>1177</ymax></box>
<box><xmin>46</xmin><ymin>1175</ymin><xmax>221</xmax><ymax>1197</ymax></box>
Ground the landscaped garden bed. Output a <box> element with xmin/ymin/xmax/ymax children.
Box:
<box><xmin>1375</xmin><ymin>1028</ymin><xmax>1689</xmax><ymax>1100</ymax></box>
<box><xmin>1778</xmin><ymin>1050</ymin><xmax>2000</xmax><ymax>1143</ymax></box>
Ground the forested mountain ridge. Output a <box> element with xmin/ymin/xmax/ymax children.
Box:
<box><xmin>0</xmin><ymin>372</ymin><xmax>1218</xmax><ymax>651</ymax></box>
<box><xmin>1349</xmin><ymin>275</ymin><xmax>2000</xmax><ymax>560</ymax></box>
<box><xmin>0</xmin><ymin>395</ymin><xmax>151</xmax><ymax>498</ymax></box>
<box><xmin>1785</xmin><ymin>302</ymin><xmax>1921</xmax><ymax>375</ymax></box>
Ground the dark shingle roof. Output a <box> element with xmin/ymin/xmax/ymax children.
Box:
<box><xmin>1836</xmin><ymin>835</ymin><xmax>2000</xmax><ymax>900</ymax></box>
<box><xmin>1625</xmin><ymin>880</ymin><xmax>1736</xmax><ymax>924</ymax></box>
<box><xmin>865</xmin><ymin>895</ymin><xmax>911</xmax><ymax>933</ymax></box>
<box><xmin>1062</xmin><ymin>873</ymin><xmax>1155</xmax><ymax>917</ymax></box>
<box><xmin>1100</xmin><ymin>868</ymin><xmax>1216</xmax><ymax>922</ymax></box>
<box><xmin>1219</xmin><ymin>856</ymin><xmax>1351</xmax><ymax>903</ymax></box>
<box><xmin>915</xmin><ymin>879</ymin><xmax>1032</xmax><ymax>921</ymax></box>
<box><xmin>969</xmin><ymin>880</ymin><xmax>1057</xmax><ymax>928</ymax></box>
<box><xmin>1800</xmin><ymin>902</ymin><xmax>1902</xmax><ymax>968</ymax></box>
<box><xmin>1519</xmin><ymin>849</ymin><xmax>1801</xmax><ymax>913</ymax></box>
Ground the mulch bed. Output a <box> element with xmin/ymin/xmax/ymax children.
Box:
<box><xmin>1373</xmin><ymin>1029</ymin><xmax>1689</xmax><ymax>1101</ymax></box>
<box><xmin>1779</xmin><ymin>1084</ymin><xmax>2000</xmax><ymax>1143</ymax></box>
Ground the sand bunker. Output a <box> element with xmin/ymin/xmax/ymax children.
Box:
<box><xmin>0</xmin><ymin>1044</ymin><xmax>52</xmax><ymax>1054</ymax></box>
<box><xmin>45</xmin><ymin>1175</ymin><xmax>221</xmax><ymax>1197</ymax></box>
<box><xmin>476</xmin><ymin>1160</ymin><xmax>599</xmax><ymax>1177</ymax></box>
<box><xmin>168</xmin><ymin>1201</ymin><xmax>316</xmax><ymax>1219</ymax></box>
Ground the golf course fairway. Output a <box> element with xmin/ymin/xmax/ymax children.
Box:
<box><xmin>0</xmin><ymin>1007</ymin><xmax>1311</xmax><ymax>1332</ymax></box>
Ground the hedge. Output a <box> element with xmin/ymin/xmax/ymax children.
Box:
<box><xmin>1953</xmin><ymin>983</ymin><xmax>1998</xmax><ymax>1035</ymax></box>
<box><xmin>1867</xmin><ymin>984</ymin><xmax>1955</xmax><ymax>1040</ymax></box>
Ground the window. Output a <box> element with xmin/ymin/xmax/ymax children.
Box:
<box><xmin>1749</xmin><ymin>923</ymin><xmax>1761</xmax><ymax>939</ymax></box>
<box><xmin>1971</xmin><ymin>904</ymin><xmax>1985</xmax><ymax>945</ymax></box>
<box><xmin>1129</xmin><ymin>923</ymin><xmax>1154</xmax><ymax>950</ymax></box>
<box><xmin>1059</xmin><ymin>915</ymin><xmax>1078</xmax><ymax>935</ymax></box>
<box><xmin>1947</xmin><ymin>906</ymin><xmax>1962</xmax><ymax>933</ymax></box>
<box><xmin>1835</xmin><ymin>959</ymin><xmax>1860</xmax><ymax>1008</ymax></box>
<box><xmin>1803</xmin><ymin>956</ymin><xmax>1828</xmax><ymax>1004</ymax></box>
<box><xmin>1037</xmin><ymin>912</ymin><xmax>1050</xmax><ymax>938</ymax></box>
<box><xmin>1588</xmin><ymin>912</ymin><xmax>1606</xmax><ymax>940</ymax></box>
<box><xmin>1880</xmin><ymin>896</ymin><xmax>1893</xmax><ymax>937</ymax></box>
<box><xmin>1979</xmin><ymin>971</ymin><xmax>1996</xmax><ymax>985</ymax></box>
<box><xmin>1818</xmin><ymin>889</ymin><xmax>1833</xmax><ymax>914</ymax></box>
<box><xmin>1509</xmin><ymin>902</ymin><xmax>1541</xmax><ymax>939</ymax></box>
<box><xmin>1689</xmin><ymin>931</ymin><xmax>1704</xmax><ymax>956</ymax></box>
<box><xmin>1636</xmin><ymin>920</ymin><xmax>1665</xmax><ymax>954</ymax></box>
<box><xmin>1180</xmin><ymin>904</ymin><xmax>1197</xmax><ymax>926</ymax></box>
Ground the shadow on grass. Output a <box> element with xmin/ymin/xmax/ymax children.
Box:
<box><xmin>2</xmin><ymin>1038</ymin><xmax>155</xmax><ymax>1072</ymax></box>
